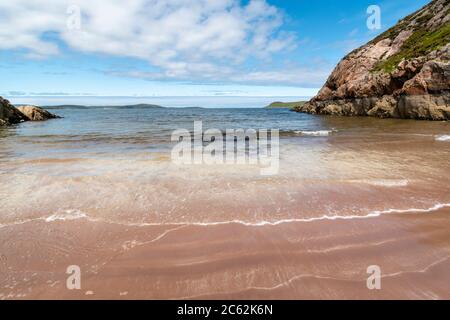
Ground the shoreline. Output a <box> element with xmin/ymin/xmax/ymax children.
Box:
<box><xmin>1</xmin><ymin>206</ymin><xmax>449</xmax><ymax>300</ymax></box>
<box><xmin>1</xmin><ymin>202</ymin><xmax>449</xmax><ymax>229</ymax></box>
<box><xmin>1</xmin><ymin>106</ymin><xmax>449</xmax><ymax>300</ymax></box>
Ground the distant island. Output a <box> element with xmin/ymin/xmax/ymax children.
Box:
<box><xmin>41</xmin><ymin>104</ymin><xmax>164</xmax><ymax>110</ymax></box>
<box><xmin>265</xmin><ymin>101</ymin><xmax>306</xmax><ymax>109</ymax></box>
<box><xmin>2</xmin><ymin>102</ymin><xmax>166</xmax><ymax>125</ymax></box>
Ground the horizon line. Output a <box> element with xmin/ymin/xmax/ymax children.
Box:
<box><xmin>2</xmin><ymin>95</ymin><xmax>314</xmax><ymax>98</ymax></box>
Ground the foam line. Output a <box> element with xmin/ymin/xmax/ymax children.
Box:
<box><xmin>1</xmin><ymin>203</ymin><xmax>449</xmax><ymax>229</ymax></box>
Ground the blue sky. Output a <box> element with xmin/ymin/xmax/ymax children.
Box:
<box><xmin>0</xmin><ymin>0</ymin><xmax>429</xmax><ymax>102</ymax></box>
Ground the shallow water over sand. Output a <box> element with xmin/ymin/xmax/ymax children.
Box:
<box><xmin>0</xmin><ymin>107</ymin><xmax>449</xmax><ymax>299</ymax></box>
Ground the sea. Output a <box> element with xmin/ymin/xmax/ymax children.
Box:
<box><xmin>1</xmin><ymin>96</ymin><xmax>450</xmax><ymax>299</ymax></box>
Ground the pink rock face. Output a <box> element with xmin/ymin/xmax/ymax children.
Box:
<box><xmin>16</xmin><ymin>105</ymin><xmax>60</xmax><ymax>121</ymax></box>
<box><xmin>299</xmin><ymin>0</ymin><xmax>450</xmax><ymax>120</ymax></box>
<box><xmin>317</xmin><ymin>43</ymin><xmax>449</xmax><ymax>101</ymax></box>
<box><xmin>395</xmin><ymin>59</ymin><xmax>450</xmax><ymax>95</ymax></box>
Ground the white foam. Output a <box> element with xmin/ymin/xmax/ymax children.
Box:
<box><xmin>295</xmin><ymin>130</ymin><xmax>336</xmax><ymax>137</ymax></box>
<box><xmin>189</xmin><ymin>213</ymin><xmax>383</xmax><ymax>227</ymax></box>
<box><xmin>184</xmin><ymin>202</ymin><xmax>450</xmax><ymax>227</ymax></box>
<box><xmin>1</xmin><ymin>203</ymin><xmax>449</xmax><ymax>229</ymax></box>
<box><xmin>435</xmin><ymin>135</ymin><xmax>450</xmax><ymax>142</ymax></box>
<box><xmin>350</xmin><ymin>179</ymin><xmax>409</xmax><ymax>187</ymax></box>
<box><xmin>371</xmin><ymin>203</ymin><xmax>450</xmax><ymax>215</ymax></box>
<box><xmin>0</xmin><ymin>217</ymin><xmax>42</xmax><ymax>229</ymax></box>
<box><xmin>45</xmin><ymin>209</ymin><xmax>87</xmax><ymax>222</ymax></box>
<box><xmin>129</xmin><ymin>202</ymin><xmax>449</xmax><ymax>227</ymax></box>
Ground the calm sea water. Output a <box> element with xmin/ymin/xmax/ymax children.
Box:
<box><xmin>1</xmin><ymin>104</ymin><xmax>449</xmax><ymax>300</ymax></box>
<box><xmin>1</xmin><ymin>107</ymin><xmax>328</xmax><ymax>159</ymax></box>
<box><xmin>0</xmin><ymin>104</ymin><xmax>449</xmax><ymax>225</ymax></box>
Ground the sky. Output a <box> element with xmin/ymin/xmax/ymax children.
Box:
<box><xmin>0</xmin><ymin>0</ymin><xmax>430</xmax><ymax>103</ymax></box>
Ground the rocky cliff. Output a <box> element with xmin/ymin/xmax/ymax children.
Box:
<box><xmin>0</xmin><ymin>97</ymin><xmax>29</xmax><ymax>126</ymax></box>
<box><xmin>295</xmin><ymin>0</ymin><xmax>450</xmax><ymax>120</ymax></box>
<box><xmin>0</xmin><ymin>97</ymin><xmax>60</xmax><ymax>126</ymax></box>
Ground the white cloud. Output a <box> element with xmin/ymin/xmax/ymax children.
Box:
<box><xmin>108</xmin><ymin>65</ymin><xmax>330</xmax><ymax>87</ymax></box>
<box><xmin>230</xmin><ymin>68</ymin><xmax>330</xmax><ymax>86</ymax></box>
<box><xmin>0</xmin><ymin>0</ymin><xmax>303</xmax><ymax>84</ymax></box>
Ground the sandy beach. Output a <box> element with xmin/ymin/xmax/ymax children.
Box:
<box><xmin>0</xmin><ymin>108</ymin><xmax>449</xmax><ymax>300</ymax></box>
<box><xmin>1</xmin><ymin>206</ymin><xmax>449</xmax><ymax>299</ymax></box>
<box><xmin>1</xmin><ymin>0</ymin><xmax>450</xmax><ymax>302</ymax></box>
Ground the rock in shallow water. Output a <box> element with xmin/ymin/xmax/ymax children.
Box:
<box><xmin>16</xmin><ymin>105</ymin><xmax>61</xmax><ymax>121</ymax></box>
<box><xmin>297</xmin><ymin>93</ymin><xmax>450</xmax><ymax>121</ymax></box>
<box><xmin>1</xmin><ymin>97</ymin><xmax>61</xmax><ymax>126</ymax></box>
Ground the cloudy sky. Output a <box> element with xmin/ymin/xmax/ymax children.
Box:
<box><xmin>0</xmin><ymin>0</ymin><xmax>429</xmax><ymax>100</ymax></box>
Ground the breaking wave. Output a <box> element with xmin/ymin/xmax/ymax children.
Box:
<box><xmin>435</xmin><ymin>135</ymin><xmax>450</xmax><ymax>142</ymax></box>
<box><xmin>295</xmin><ymin>130</ymin><xmax>337</xmax><ymax>136</ymax></box>
<box><xmin>45</xmin><ymin>209</ymin><xmax>88</xmax><ymax>222</ymax></box>
<box><xmin>1</xmin><ymin>203</ymin><xmax>449</xmax><ymax>229</ymax></box>
<box><xmin>348</xmin><ymin>179</ymin><xmax>409</xmax><ymax>187</ymax></box>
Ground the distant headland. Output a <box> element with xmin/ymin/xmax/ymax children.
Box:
<box><xmin>265</xmin><ymin>101</ymin><xmax>306</xmax><ymax>109</ymax></box>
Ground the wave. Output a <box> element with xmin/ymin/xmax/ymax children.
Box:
<box><xmin>348</xmin><ymin>179</ymin><xmax>409</xmax><ymax>187</ymax></box>
<box><xmin>370</xmin><ymin>203</ymin><xmax>450</xmax><ymax>215</ymax></box>
<box><xmin>435</xmin><ymin>135</ymin><xmax>450</xmax><ymax>142</ymax></box>
<box><xmin>295</xmin><ymin>130</ymin><xmax>337</xmax><ymax>136</ymax></box>
<box><xmin>1</xmin><ymin>203</ymin><xmax>449</xmax><ymax>229</ymax></box>
<box><xmin>45</xmin><ymin>209</ymin><xmax>88</xmax><ymax>222</ymax></box>
<box><xmin>192</xmin><ymin>203</ymin><xmax>450</xmax><ymax>226</ymax></box>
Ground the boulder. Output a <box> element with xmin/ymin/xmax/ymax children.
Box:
<box><xmin>16</xmin><ymin>105</ymin><xmax>61</xmax><ymax>121</ymax></box>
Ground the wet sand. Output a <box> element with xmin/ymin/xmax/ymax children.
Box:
<box><xmin>0</xmin><ymin>206</ymin><xmax>449</xmax><ymax>300</ymax></box>
<box><xmin>0</xmin><ymin>111</ymin><xmax>449</xmax><ymax>299</ymax></box>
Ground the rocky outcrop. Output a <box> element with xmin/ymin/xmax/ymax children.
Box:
<box><xmin>16</xmin><ymin>105</ymin><xmax>61</xmax><ymax>121</ymax></box>
<box><xmin>300</xmin><ymin>93</ymin><xmax>449</xmax><ymax>120</ymax></box>
<box><xmin>295</xmin><ymin>0</ymin><xmax>450</xmax><ymax>120</ymax></box>
<box><xmin>0</xmin><ymin>97</ymin><xmax>29</xmax><ymax>126</ymax></box>
<box><xmin>0</xmin><ymin>97</ymin><xmax>61</xmax><ymax>126</ymax></box>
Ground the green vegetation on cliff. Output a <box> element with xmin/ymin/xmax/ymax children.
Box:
<box><xmin>373</xmin><ymin>23</ymin><xmax>450</xmax><ymax>73</ymax></box>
